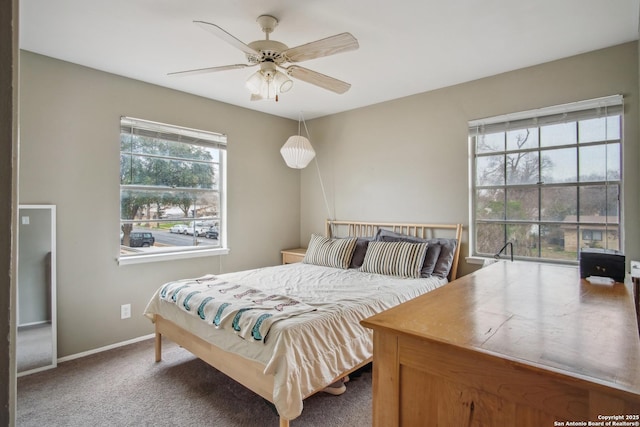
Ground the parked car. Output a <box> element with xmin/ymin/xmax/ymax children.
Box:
<box><xmin>185</xmin><ymin>222</ymin><xmax>209</xmax><ymax>236</ymax></box>
<box><xmin>169</xmin><ymin>224</ymin><xmax>188</xmax><ymax>234</ymax></box>
<box><xmin>205</xmin><ymin>226</ymin><xmax>219</xmax><ymax>240</ymax></box>
<box><xmin>126</xmin><ymin>231</ymin><xmax>155</xmax><ymax>247</ymax></box>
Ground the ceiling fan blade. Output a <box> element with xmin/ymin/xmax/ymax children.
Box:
<box><xmin>285</xmin><ymin>65</ymin><xmax>351</xmax><ymax>94</ymax></box>
<box><xmin>168</xmin><ymin>64</ymin><xmax>254</xmax><ymax>77</ymax></box>
<box><xmin>282</xmin><ymin>33</ymin><xmax>359</xmax><ymax>63</ymax></box>
<box><xmin>194</xmin><ymin>20</ymin><xmax>259</xmax><ymax>56</ymax></box>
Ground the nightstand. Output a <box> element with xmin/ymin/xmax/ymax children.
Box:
<box><xmin>281</xmin><ymin>248</ymin><xmax>307</xmax><ymax>264</ymax></box>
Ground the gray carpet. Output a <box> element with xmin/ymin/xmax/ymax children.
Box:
<box><xmin>17</xmin><ymin>323</ymin><xmax>53</xmax><ymax>373</ymax></box>
<box><xmin>17</xmin><ymin>338</ymin><xmax>372</xmax><ymax>426</ymax></box>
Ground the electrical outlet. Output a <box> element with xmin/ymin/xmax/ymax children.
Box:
<box><xmin>120</xmin><ymin>304</ymin><xmax>131</xmax><ymax>319</ymax></box>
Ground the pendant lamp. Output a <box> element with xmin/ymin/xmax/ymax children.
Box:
<box><xmin>281</xmin><ymin>111</ymin><xmax>334</xmax><ymax>226</ymax></box>
<box><xmin>280</xmin><ymin>113</ymin><xmax>316</xmax><ymax>169</ymax></box>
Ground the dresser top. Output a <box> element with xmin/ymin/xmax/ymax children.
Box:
<box><xmin>361</xmin><ymin>261</ymin><xmax>640</xmax><ymax>395</ymax></box>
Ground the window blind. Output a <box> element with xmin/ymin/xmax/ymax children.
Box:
<box><xmin>469</xmin><ymin>95</ymin><xmax>623</xmax><ymax>135</ymax></box>
<box><xmin>121</xmin><ymin>116</ymin><xmax>227</xmax><ymax>149</ymax></box>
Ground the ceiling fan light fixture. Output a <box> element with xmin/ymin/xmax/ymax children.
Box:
<box><xmin>274</xmin><ymin>70</ymin><xmax>293</xmax><ymax>93</ymax></box>
<box><xmin>280</xmin><ymin>135</ymin><xmax>316</xmax><ymax>169</ymax></box>
<box><xmin>245</xmin><ymin>67</ymin><xmax>292</xmax><ymax>100</ymax></box>
<box><xmin>245</xmin><ymin>71</ymin><xmax>264</xmax><ymax>94</ymax></box>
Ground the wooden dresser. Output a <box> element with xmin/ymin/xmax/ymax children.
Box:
<box><xmin>361</xmin><ymin>262</ymin><xmax>640</xmax><ymax>426</ymax></box>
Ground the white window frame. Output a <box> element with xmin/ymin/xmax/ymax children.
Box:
<box><xmin>118</xmin><ymin>117</ymin><xmax>228</xmax><ymax>265</ymax></box>
<box><xmin>468</xmin><ymin>95</ymin><xmax>623</xmax><ymax>264</ymax></box>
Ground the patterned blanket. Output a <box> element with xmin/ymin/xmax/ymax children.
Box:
<box><xmin>158</xmin><ymin>274</ymin><xmax>316</xmax><ymax>343</ymax></box>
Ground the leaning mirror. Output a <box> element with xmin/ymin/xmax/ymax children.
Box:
<box><xmin>17</xmin><ymin>204</ymin><xmax>56</xmax><ymax>376</ymax></box>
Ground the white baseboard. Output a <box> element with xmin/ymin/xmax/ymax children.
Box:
<box><xmin>17</xmin><ymin>320</ymin><xmax>50</xmax><ymax>329</ymax></box>
<box><xmin>57</xmin><ymin>333</ymin><xmax>155</xmax><ymax>364</ymax></box>
<box><xmin>17</xmin><ymin>363</ymin><xmax>57</xmax><ymax>378</ymax></box>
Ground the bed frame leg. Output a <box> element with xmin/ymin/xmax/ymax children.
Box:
<box><xmin>279</xmin><ymin>417</ymin><xmax>289</xmax><ymax>427</ymax></box>
<box><xmin>155</xmin><ymin>331</ymin><xmax>162</xmax><ymax>362</ymax></box>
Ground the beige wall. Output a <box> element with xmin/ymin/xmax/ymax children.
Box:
<box><xmin>18</xmin><ymin>51</ymin><xmax>300</xmax><ymax>357</ymax></box>
<box><xmin>302</xmin><ymin>42</ymin><xmax>639</xmax><ymax>278</ymax></box>
<box><xmin>14</xmin><ymin>41</ymin><xmax>640</xmax><ymax>364</ymax></box>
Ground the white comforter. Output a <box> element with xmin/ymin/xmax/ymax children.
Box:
<box><xmin>144</xmin><ymin>262</ymin><xmax>447</xmax><ymax>420</ymax></box>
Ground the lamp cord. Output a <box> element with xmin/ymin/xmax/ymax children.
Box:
<box><xmin>314</xmin><ymin>156</ymin><xmax>333</xmax><ymax>221</ymax></box>
<box><xmin>301</xmin><ymin>114</ymin><xmax>334</xmax><ymax>223</ymax></box>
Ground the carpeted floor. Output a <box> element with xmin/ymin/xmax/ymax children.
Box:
<box><xmin>17</xmin><ymin>338</ymin><xmax>372</xmax><ymax>427</ymax></box>
<box><xmin>17</xmin><ymin>323</ymin><xmax>53</xmax><ymax>373</ymax></box>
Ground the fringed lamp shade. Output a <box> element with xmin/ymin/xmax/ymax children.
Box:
<box><xmin>280</xmin><ymin>135</ymin><xmax>316</xmax><ymax>169</ymax></box>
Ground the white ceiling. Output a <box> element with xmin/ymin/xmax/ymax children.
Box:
<box><xmin>19</xmin><ymin>0</ymin><xmax>640</xmax><ymax>120</ymax></box>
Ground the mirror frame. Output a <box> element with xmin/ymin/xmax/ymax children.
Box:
<box><xmin>17</xmin><ymin>204</ymin><xmax>56</xmax><ymax>376</ymax></box>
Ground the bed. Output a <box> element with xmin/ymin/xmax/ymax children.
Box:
<box><xmin>144</xmin><ymin>219</ymin><xmax>463</xmax><ymax>426</ymax></box>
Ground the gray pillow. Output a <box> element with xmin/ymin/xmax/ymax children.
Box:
<box><xmin>376</xmin><ymin>229</ymin><xmax>456</xmax><ymax>278</ymax></box>
<box><xmin>428</xmin><ymin>238</ymin><xmax>457</xmax><ymax>278</ymax></box>
<box><xmin>421</xmin><ymin>244</ymin><xmax>441</xmax><ymax>276</ymax></box>
<box><xmin>335</xmin><ymin>236</ymin><xmax>372</xmax><ymax>268</ymax></box>
<box><xmin>350</xmin><ymin>237</ymin><xmax>372</xmax><ymax>268</ymax></box>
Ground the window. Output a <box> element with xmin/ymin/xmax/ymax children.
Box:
<box><xmin>119</xmin><ymin>117</ymin><xmax>227</xmax><ymax>264</ymax></box>
<box><xmin>469</xmin><ymin>95</ymin><xmax>623</xmax><ymax>263</ymax></box>
<box><xmin>582</xmin><ymin>230</ymin><xmax>603</xmax><ymax>242</ymax></box>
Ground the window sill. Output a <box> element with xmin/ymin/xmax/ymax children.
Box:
<box><xmin>467</xmin><ymin>256</ymin><xmax>580</xmax><ymax>267</ymax></box>
<box><xmin>118</xmin><ymin>247</ymin><xmax>230</xmax><ymax>266</ymax></box>
<box><xmin>466</xmin><ymin>256</ymin><xmax>496</xmax><ymax>266</ymax></box>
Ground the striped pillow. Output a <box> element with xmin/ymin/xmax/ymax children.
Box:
<box><xmin>360</xmin><ymin>241</ymin><xmax>429</xmax><ymax>278</ymax></box>
<box><xmin>303</xmin><ymin>234</ymin><xmax>357</xmax><ymax>269</ymax></box>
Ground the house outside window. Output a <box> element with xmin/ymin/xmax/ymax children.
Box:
<box><xmin>469</xmin><ymin>95</ymin><xmax>623</xmax><ymax>263</ymax></box>
<box><xmin>119</xmin><ymin>117</ymin><xmax>227</xmax><ymax>264</ymax></box>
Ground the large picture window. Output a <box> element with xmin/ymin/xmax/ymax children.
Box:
<box><xmin>469</xmin><ymin>96</ymin><xmax>623</xmax><ymax>263</ymax></box>
<box><xmin>119</xmin><ymin>117</ymin><xmax>227</xmax><ymax>263</ymax></box>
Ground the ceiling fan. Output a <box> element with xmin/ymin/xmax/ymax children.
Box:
<box><xmin>169</xmin><ymin>15</ymin><xmax>359</xmax><ymax>101</ymax></box>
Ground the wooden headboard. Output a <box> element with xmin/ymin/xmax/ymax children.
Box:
<box><xmin>325</xmin><ymin>219</ymin><xmax>463</xmax><ymax>281</ymax></box>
